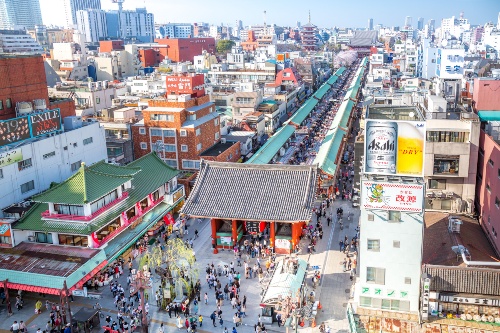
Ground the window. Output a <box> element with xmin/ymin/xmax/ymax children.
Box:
<box><xmin>163</xmin><ymin>159</ymin><xmax>177</xmax><ymax>168</ymax></box>
<box><xmin>20</xmin><ymin>180</ymin><xmax>35</xmax><ymax>194</ymax></box>
<box><xmin>496</xmin><ymin>197</ymin><xmax>500</xmax><ymax>208</ymax></box>
<box><xmin>489</xmin><ymin>159</ymin><xmax>494</xmax><ymax>167</ymax></box>
<box><xmin>393</xmin><ymin>240</ymin><xmax>400</xmax><ymax>248</ymax></box>
<box><xmin>83</xmin><ymin>137</ymin><xmax>93</xmax><ymax>145</ymax></box>
<box><xmin>215</xmin><ymin>132</ymin><xmax>220</xmax><ymax>140</ymax></box>
<box><xmin>0</xmin><ymin>235</ymin><xmax>11</xmax><ymax>245</ymax></box>
<box><xmin>487</xmin><ymin>183</ymin><xmax>491</xmax><ymax>193</ymax></box>
<box><xmin>188</xmin><ymin>114</ymin><xmax>196</xmax><ymax>121</ymax></box>
<box><xmin>6</xmin><ymin>98</ymin><xmax>11</xmax><ymax>108</ymax></box>
<box><xmin>180</xmin><ymin>130</ymin><xmax>187</xmax><ymax>137</ymax></box>
<box><xmin>43</xmin><ymin>151</ymin><xmax>56</xmax><ymax>159</ymax></box>
<box><xmin>90</xmin><ymin>190</ymin><xmax>118</xmax><ymax>214</ymax></box>
<box><xmin>366</xmin><ymin>267</ymin><xmax>385</xmax><ymax>284</ymax></box>
<box><xmin>139</xmin><ymin>127</ymin><xmax>146</xmax><ymax>135</ymax></box>
<box><xmin>181</xmin><ymin>145</ymin><xmax>188</xmax><ymax>152</ymax></box>
<box><xmin>35</xmin><ymin>232</ymin><xmax>53</xmax><ymax>244</ymax></box>
<box><xmin>150</xmin><ymin>129</ymin><xmax>162</xmax><ymax>136</ymax></box>
<box><xmin>0</xmin><ymin>100</ymin><xmax>3</xmax><ymax>110</ymax></box>
<box><xmin>182</xmin><ymin>160</ymin><xmax>201</xmax><ymax>169</ymax></box>
<box><xmin>18</xmin><ymin>158</ymin><xmax>32</xmax><ymax>171</ymax></box>
<box><xmin>214</xmin><ymin>118</ymin><xmax>219</xmax><ymax>126</ymax></box>
<box><xmin>360</xmin><ymin>297</ymin><xmax>409</xmax><ymax>311</ymax></box>
<box><xmin>0</xmin><ymin>168</ymin><xmax>3</xmax><ymax>179</ymax></box>
<box><xmin>151</xmin><ymin>114</ymin><xmax>174</xmax><ymax>122</ymax></box>
<box><xmin>140</xmin><ymin>142</ymin><xmax>147</xmax><ymax>150</ymax></box>
<box><xmin>429</xmin><ymin>179</ymin><xmax>446</xmax><ymax>189</ymax></box>
<box><xmin>434</xmin><ymin>155</ymin><xmax>459</xmax><ymax>175</ymax></box>
<box><xmin>96</xmin><ymin>97</ymin><xmax>100</xmax><ymax>104</ymax></box>
<box><xmin>479</xmin><ymin>148</ymin><xmax>485</xmax><ymax>157</ymax></box>
<box><xmin>426</xmin><ymin>131</ymin><xmax>469</xmax><ymax>143</ymax></box>
<box><xmin>388</xmin><ymin>210</ymin><xmax>401</xmax><ymax>222</ymax></box>
<box><xmin>163</xmin><ymin>129</ymin><xmax>175</xmax><ymax>137</ymax></box>
<box><xmin>71</xmin><ymin>161</ymin><xmax>82</xmax><ymax>172</ymax></box>
<box><xmin>405</xmin><ymin>277</ymin><xmax>411</xmax><ymax>284</ymax></box>
<box><xmin>164</xmin><ymin>144</ymin><xmax>176</xmax><ymax>152</ymax></box>
<box><xmin>196</xmin><ymin>128</ymin><xmax>201</xmax><ymax>136</ymax></box>
<box><xmin>498</xmin><ymin>168</ymin><xmax>500</xmax><ymax>179</ymax></box>
<box><xmin>58</xmin><ymin>234</ymin><xmax>88</xmax><ymax>247</ymax></box>
<box><xmin>367</xmin><ymin>239</ymin><xmax>380</xmax><ymax>252</ymax></box>
<box><xmin>196</xmin><ymin>143</ymin><xmax>202</xmax><ymax>151</ymax></box>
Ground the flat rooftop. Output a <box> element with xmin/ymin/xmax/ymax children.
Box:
<box><xmin>0</xmin><ymin>242</ymin><xmax>101</xmax><ymax>277</ymax></box>
<box><xmin>200</xmin><ymin>141</ymin><xmax>236</xmax><ymax>157</ymax></box>
<box><xmin>422</xmin><ymin>212</ymin><xmax>500</xmax><ymax>267</ymax></box>
<box><xmin>367</xmin><ymin>105</ymin><xmax>425</xmax><ymax>121</ymax></box>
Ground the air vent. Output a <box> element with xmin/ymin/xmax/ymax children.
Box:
<box><xmin>393</xmin><ymin>240</ymin><xmax>400</xmax><ymax>248</ymax></box>
<box><xmin>368</xmin><ymin>214</ymin><xmax>374</xmax><ymax>221</ymax></box>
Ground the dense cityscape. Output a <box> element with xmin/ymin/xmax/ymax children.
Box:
<box><xmin>0</xmin><ymin>1</ymin><xmax>500</xmax><ymax>333</ymax></box>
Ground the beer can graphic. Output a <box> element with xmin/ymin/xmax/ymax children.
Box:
<box><xmin>365</xmin><ymin>121</ymin><xmax>397</xmax><ymax>174</ymax></box>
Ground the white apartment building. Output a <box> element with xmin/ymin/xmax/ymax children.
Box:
<box><xmin>0</xmin><ymin>121</ymin><xmax>106</xmax><ymax>213</ymax></box>
<box><xmin>0</xmin><ymin>0</ymin><xmax>43</xmax><ymax>30</ymax></box>
<box><xmin>76</xmin><ymin>9</ymin><xmax>107</xmax><ymax>43</ymax></box>
<box><xmin>156</xmin><ymin>23</ymin><xmax>193</xmax><ymax>39</ymax></box>
<box><xmin>64</xmin><ymin>0</ymin><xmax>101</xmax><ymax>27</ymax></box>
<box><xmin>419</xmin><ymin>39</ymin><xmax>438</xmax><ymax>79</ymax></box>
<box><xmin>0</xmin><ymin>29</ymin><xmax>44</xmax><ymax>54</ymax></box>
<box><xmin>440</xmin><ymin>14</ymin><xmax>470</xmax><ymax>41</ymax></box>
<box><xmin>91</xmin><ymin>44</ymin><xmax>142</xmax><ymax>81</ymax></box>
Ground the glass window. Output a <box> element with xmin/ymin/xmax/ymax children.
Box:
<box><xmin>0</xmin><ymin>100</ymin><xmax>3</xmax><ymax>110</ymax></box>
<box><xmin>140</xmin><ymin>142</ymin><xmax>147</xmax><ymax>150</ymax></box>
<box><xmin>426</xmin><ymin>131</ymin><xmax>468</xmax><ymax>143</ymax></box>
<box><xmin>489</xmin><ymin>159</ymin><xmax>494</xmax><ymax>167</ymax></box>
<box><xmin>150</xmin><ymin>129</ymin><xmax>162</xmax><ymax>136</ymax></box>
<box><xmin>388</xmin><ymin>211</ymin><xmax>401</xmax><ymax>222</ymax></box>
<box><xmin>163</xmin><ymin>159</ymin><xmax>177</xmax><ymax>168</ymax></box>
<box><xmin>151</xmin><ymin>114</ymin><xmax>174</xmax><ymax>122</ymax></box>
<box><xmin>429</xmin><ymin>179</ymin><xmax>446</xmax><ymax>189</ymax></box>
<box><xmin>35</xmin><ymin>232</ymin><xmax>53</xmax><ymax>244</ymax></box>
<box><xmin>163</xmin><ymin>130</ymin><xmax>175</xmax><ymax>137</ymax></box>
<box><xmin>393</xmin><ymin>240</ymin><xmax>400</xmax><ymax>248</ymax></box>
<box><xmin>360</xmin><ymin>297</ymin><xmax>372</xmax><ymax>307</ymax></box>
<box><xmin>83</xmin><ymin>137</ymin><xmax>93</xmax><ymax>145</ymax></box>
<box><xmin>18</xmin><ymin>158</ymin><xmax>32</xmax><ymax>171</ymax></box>
<box><xmin>496</xmin><ymin>197</ymin><xmax>500</xmax><ymax>208</ymax></box>
<box><xmin>6</xmin><ymin>98</ymin><xmax>12</xmax><ymax>108</ymax></box>
<box><xmin>139</xmin><ymin>127</ymin><xmax>146</xmax><ymax>135</ymax></box>
<box><xmin>367</xmin><ymin>239</ymin><xmax>380</xmax><ymax>251</ymax></box>
<box><xmin>180</xmin><ymin>130</ymin><xmax>187</xmax><ymax>137</ymax></box>
<box><xmin>0</xmin><ymin>235</ymin><xmax>11</xmax><ymax>244</ymax></box>
<box><xmin>43</xmin><ymin>151</ymin><xmax>56</xmax><ymax>159</ymax></box>
<box><xmin>164</xmin><ymin>144</ymin><xmax>176</xmax><ymax>152</ymax></box>
<box><xmin>58</xmin><ymin>234</ymin><xmax>88</xmax><ymax>247</ymax></box>
<box><xmin>215</xmin><ymin>132</ymin><xmax>220</xmax><ymax>140</ymax></box>
<box><xmin>71</xmin><ymin>161</ymin><xmax>81</xmax><ymax>172</ymax></box>
<box><xmin>487</xmin><ymin>183</ymin><xmax>491</xmax><ymax>192</ymax></box>
<box><xmin>96</xmin><ymin>97</ymin><xmax>100</xmax><ymax>104</ymax></box>
<box><xmin>0</xmin><ymin>168</ymin><xmax>3</xmax><ymax>179</ymax></box>
<box><xmin>196</xmin><ymin>143</ymin><xmax>202</xmax><ymax>151</ymax></box>
<box><xmin>20</xmin><ymin>180</ymin><xmax>35</xmax><ymax>194</ymax></box>
<box><xmin>54</xmin><ymin>204</ymin><xmax>84</xmax><ymax>216</ymax></box>
<box><xmin>181</xmin><ymin>145</ymin><xmax>188</xmax><ymax>152</ymax></box>
<box><xmin>196</xmin><ymin>128</ymin><xmax>201</xmax><ymax>136</ymax></box>
<box><xmin>182</xmin><ymin>160</ymin><xmax>201</xmax><ymax>169</ymax></box>
<box><xmin>433</xmin><ymin>155</ymin><xmax>459</xmax><ymax>175</ymax></box>
<box><xmin>366</xmin><ymin>267</ymin><xmax>385</xmax><ymax>284</ymax></box>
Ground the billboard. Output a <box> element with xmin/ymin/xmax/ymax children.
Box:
<box><xmin>0</xmin><ymin>149</ymin><xmax>23</xmax><ymax>168</ymax></box>
<box><xmin>436</xmin><ymin>48</ymin><xmax>465</xmax><ymax>79</ymax></box>
<box><xmin>0</xmin><ymin>109</ymin><xmax>62</xmax><ymax>148</ymax></box>
<box><xmin>364</xmin><ymin>119</ymin><xmax>425</xmax><ymax>177</ymax></box>
<box><xmin>361</xmin><ymin>181</ymin><xmax>424</xmax><ymax>212</ymax></box>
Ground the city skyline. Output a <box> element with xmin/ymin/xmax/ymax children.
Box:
<box><xmin>38</xmin><ymin>0</ymin><xmax>500</xmax><ymax>29</ymax></box>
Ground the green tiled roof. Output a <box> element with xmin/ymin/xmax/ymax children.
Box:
<box><xmin>314</xmin><ymin>128</ymin><xmax>346</xmax><ymax>176</ymax></box>
<box><xmin>246</xmin><ymin>125</ymin><xmax>296</xmax><ymax>164</ymax></box>
<box><xmin>90</xmin><ymin>161</ymin><xmax>141</xmax><ymax>176</ymax></box>
<box><xmin>14</xmin><ymin>153</ymin><xmax>180</xmax><ymax>235</ymax></box>
<box><xmin>34</xmin><ymin>165</ymin><xmax>134</xmax><ymax>205</ymax></box>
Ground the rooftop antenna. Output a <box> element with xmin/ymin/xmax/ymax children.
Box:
<box><xmin>263</xmin><ymin>10</ymin><xmax>267</xmax><ymax>35</ymax></box>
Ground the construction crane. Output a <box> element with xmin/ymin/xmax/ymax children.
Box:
<box><xmin>111</xmin><ymin>0</ymin><xmax>125</xmax><ymax>39</ymax></box>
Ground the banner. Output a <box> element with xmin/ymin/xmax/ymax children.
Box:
<box><xmin>364</xmin><ymin>120</ymin><xmax>425</xmax><ymax>177</ymax></box>
<box><xmin>0</xmin><ymin>149</ymin><xmax>23</xmax><ymax>168</ymax></box>
<box><xmin>361</xmin><ymin>181</ymin><xmax>424</xmax><ymax>212</ymax></box>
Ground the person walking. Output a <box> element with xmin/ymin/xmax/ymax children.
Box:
<box><xmin>198</xmin><ymin>315</ymin><xmax>203</xmax><ymax>328</ymax></box>
<box><xmin>210</xmin><ymin>311</ymin><xmax>217</xmax><ymax>327</ymax></box>
<box><xmin>35</xmin><ymin>299</ymin><xmax>43</xmax><ymax>314</ymax></box>
<box><xmin>342</xmin><ymin>258</ymin><xmax>347</xmax><ymax>272</ymax></box>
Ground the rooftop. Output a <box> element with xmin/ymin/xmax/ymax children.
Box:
<box><xmin>143</xmin><ymin>106</ymin><xmax>185</xmax><ymax>113</ymax></box>
<box><xmin>180</xmin><ymin>161</ymin><xmax>317</xmax><ymax>222</ymax></box>
<box><xmin>422</xmin><ymin>212</ymin><xmax>500</xmax><ymax>267</ymax></box>
<box><xmin>199</xmin><ymin>141</ymin><xmax>237</xmax><ymax>157</ymax></box>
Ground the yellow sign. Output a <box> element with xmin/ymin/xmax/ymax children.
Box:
<box><xmin>0</xmin><ymin>149</ymin><xmax>23</xmax><ymax>168</ymax></box>
<box><xmin>396</xmin><ymin>122</ymin><xmax>425</xmax><ymax>175</ymax></box>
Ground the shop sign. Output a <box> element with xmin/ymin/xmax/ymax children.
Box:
<box><xmin>361</xmin><ymin>181</ymin><xmax>424</xmax><ymax>212</ymax></box>
<box><xmin>220</xmin><ymin>237</ymin><xmax>232</xmax><ymax>245</ymax></box>
<box><xmin>0</xmin><ymin>223</ymin><xmax>10</xmax><ymax>236</ymax></box>
<box><xmin>0</xmin><ymin>149</ymin><xmax>23</xmax><ymax>168</ymax></box>
<box><xmin>421</xmin><ymin>278</ymin><xmax>431</xmax><ymax>321</ymax></box>
<box><xmin>275</xmin><ymin>239</ymin><xmax>290</xmax><ymax>249</ymax></box>
<box><xmin>439</xmin><ymin>294</ymin><xmax>500</xmax><ymax>306</ymax></box>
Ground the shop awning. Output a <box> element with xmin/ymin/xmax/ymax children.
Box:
<box><xmin>261</xmin><ymin>258</ymin><xmax>308</xmax><ymax>305</ymax></box>
<box><xmin>477</xmin><ymin>111</ymin><xmax>500</xmax><ymax>122</ymax></box>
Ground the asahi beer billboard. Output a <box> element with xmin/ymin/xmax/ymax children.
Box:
<box><xmin>364</xmin><ymin>120</ymin><xmax>426</xmax><ymax>177</ymax></box>
<box><xmin>0</xmin><ymin>109</ymin><xmax>62</xmax><ymax>148</ymax></box>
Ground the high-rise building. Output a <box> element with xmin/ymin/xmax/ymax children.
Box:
<box><xmin>428</xmin><ymin>19</ymin><xmax>435</xmax><ymax>32</ymax></box>
<box><xmin>368</xmin><ymin>18</ymin><xmax>374</xmax><ymax>30</ymax></box>
<box><xmin>64</xmin><ymin>0</ymin><xmax>101</xmax><ymax>27</ymax></box>
<box><xmin>76</xmin><ymin>8</ymin><xmax>107</xmax><ymax>43</ymax></box>
<box><xmin>417</xmin><ymin>17</ymin><xmax>424</xmax><ymax>30</ymax></box>
<box><xmin>497</xmin><ymin>11</ymin><xmax>500</xmax><ymax>29</ymax></box>
<box><xmin>0</xmin><ymin>0</ymin><xmax>43</xmax><ymax>29</ymax></box>
<box><xmin>404</xmin><ymin>16</ymin><xmax>412</xmax><ymax>28</ymax></box>
<box><xmin>106</xmin><ymin>8</ymin><xmax>154</xmax><ymax>42</ymax></box>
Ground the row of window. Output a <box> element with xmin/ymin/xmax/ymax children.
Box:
<box><xmin>359</xmin><ymin>297</ymin><xmax>410</xmax><ymax>312</ymax></box>
<box><xmin>1</xmin><ymin>159</ymin><xmax>82</xmax><ymax>180</ymax></box>
<box><xmin>367</xmin><ymin>239</ymin><xmax>401</xmax><ymax>252</ymax></box>
<box><xmin>366</xmin><ymin>267</ymin><xmax>411</xmax><ymax>285</ymax></box>
<box><xmin>426</xmin><ymin>131</ymin><xmax>469</xmax><ymax>143</ymax></box>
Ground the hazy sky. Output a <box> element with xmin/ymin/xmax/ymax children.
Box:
<box><xmin>39</xmin><ymin>0</ymin><xmax>500</xmax><ymax>28</ymax></box>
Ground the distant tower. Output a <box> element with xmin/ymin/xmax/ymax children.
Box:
<box><xmin>429</xmin><ymin>19</ymin><xmax>435</xmax><ymax>32</ymax></box>
<box><xmin>112</xmin><ymin>0</ymin><xmax>125</xmax><ymax>39</ymax></box>
<box><xmin>417</xmin><ymin>17</ymin><xmax>424</xmax><ymax>30</ymax></box>
<box><xmin>497</xmin><ymin>12</ymin><xmax>500</xmax><ymax>29</ymax></box>
<box><xmin>405</xmin><ymin>16</ymin><xmax>412</xmax><ymax>27</ymax></box>
<box><xmin>368</xmin><ymin>18</ymin><xmax>374</xmax><ymax>30</ymax></box>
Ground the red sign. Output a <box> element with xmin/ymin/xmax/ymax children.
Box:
<box><xmin>163</xmin><ymin>212</ymin><xmax>175</xmax><ymax>225</ymax></box>
<box><xmin>165</xmin><ymin>74</ymin><xmax>205</xmax><ymax>96</ymax></box>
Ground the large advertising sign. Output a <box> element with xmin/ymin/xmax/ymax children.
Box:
<box><xmin>436</xmin><ymin>48</ymin><xmax>465</xmax><ymax>79</ymax></box>
<box><xmin>364</xmin><ymin>119</ymin><xmax>425</xmax><ymax>177</ymax></box>
<box><xmin>0</xmin><ymin>109</ymin><xmax>62</xmax><ymax>148</ymax></box>
<box><xmin>361</xmin><ymin>181</ymin><xmax>424</xmax><ymax>212</ymax></box>
<box><xmin>0</xmin><ymin>148</ymin><xmax>23</xmax><ymax>168</ymax></box>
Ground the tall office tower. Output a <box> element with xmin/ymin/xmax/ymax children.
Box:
<box><xmin>418</xmin><ymin>17</ymin><xmax>424</xmax><ymax>30</ymax></box>
<box><xmin>76</xmin><ymin>8</ymin><xmax>107</xmax><ymax>43</ymax></box>
<box><xmin>405</xmin><ymin>16</ymin><xmax>412</xmax><ymax>28</ymax></box>
<box><xmin>368</xmin><ymin>18</ymin><xmax>374</xmax><ymax>30</ymax></box>
<box><xmin>64</xmin><ymin>0</ymin><xmax>101</xmax><ymax>27</ymax></box>
<box><xmin>429</xmin><ymin>19</ymin><xmax>435</xmax><ymax>32</ymax></box>
<box><xmin>0</xmin><ymin>0</ymin><xmax>43</xmax><ymax>29</ymax></box>
<box><xmin>235</xmin><ymin>19</ymin><xmax>243</xmax><ymax>30</ymax></box>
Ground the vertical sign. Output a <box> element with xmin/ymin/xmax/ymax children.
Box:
<box><xmin>421</xmin><ymin>277</ymin><xmax>431</xmax><ymax>321</ymax></box>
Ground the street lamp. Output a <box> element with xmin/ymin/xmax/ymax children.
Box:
<box><xmin>130</xmin><ymin>269</ymin><xmax>152</xmax><ymax>333</ymax></box>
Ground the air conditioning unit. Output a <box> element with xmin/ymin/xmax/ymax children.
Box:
<box><xmin>221</xmin><ymin>138</ymin><xmax>226</xmax><ymax>143</ymax></box>
<box><xmin>28</xmin><ymin>236</ymin><xmax>35</xmax><ymax>242</ymax></box>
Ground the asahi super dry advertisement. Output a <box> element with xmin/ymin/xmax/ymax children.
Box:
<box><xmin>364</xmin><ymin>120</ymin><xmax>426</xmax><ymax>177</ymax></box>
<box><xmin>0</xmin><ymin>109</ymin><xmax>62</xmax><ymax>148</ymax></box>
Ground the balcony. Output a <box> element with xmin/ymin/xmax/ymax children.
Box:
<box><xmin>41</xmin><ymin>192</ymin><xmax>129</xmax><ymax>221</ymax></box>
<box><xmin>164</xmin><ymin>185</ymin><xmax>185</xmax><ymax>205</ymax></box>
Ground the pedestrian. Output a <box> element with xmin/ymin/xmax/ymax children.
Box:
<box><xmin>232</xmin><ymin>327</ymin><xmax>238</xmax><ymax>333</ymax></box>
<box><xmin>167</xmin><ymin>304</ymin><xmax>172</xmax><ymax>318</ymax></box>
<box><xmin>223</xmin><ymin>327</ymin><xmax>229</xmax><ymax>333</ymax></box>
<box><xmin>339</xmin><ymin>240</ymin><xmax>344</xmax><ymax>251</ymax></box>
<box><xmin>11</xmin><ymin>321</ymin><xmax>20</xmax><ymax>333</ymax></box>
<box><xmin>19</xmin><ymin>321</ymin><xmax>26</xmax><ymax>333</ymax></box>
<box><xmin>210</xmin><ymin>311</ymin><xmax>217</xmax><ymax>327</ymax></box>
<box><xmin>198</xmin><ymin>314</ymin><xmax>203</xmax><ymax>327</ymax></box>
<box><xmin>342</xmin><ymin>258</ymin><xmax>347</xmax><ymax>272</ymax></box>
<box><xmin>204</xmin><ymin>292</ymin><xmax>208</xmax><ymax>305</ymax></box>
<box><xmin>219</xmin><ymin>314</ymin><xmax>224</xmax><ymax>326</ymax></box>
<box><xmin>257</xmin><ymin>314</ymin><xmax>262</xmax><ymax>326</ymax></box>
<box><xmin>194</xmin><ymin>229</ymin><xmax>199</xmax><ymax>239</ymax></box>
<box><xmin>276</xmin><ymin>314</ymin><xmax>282</xmax><ymax>328</ymax></box>
<box><xmin>348</xmin><ymin>258</ymin><xmax>352</xmax><ymax>270</ymax></box>
<box><xmin>176</xmin><ymin>315</ymin><xmax>183</xmax><ymax>330</ymax></box>
<box><xmin>35</xmin><ymin>299</ymin><xmax>42</xmax><ymax>314</ymax></box>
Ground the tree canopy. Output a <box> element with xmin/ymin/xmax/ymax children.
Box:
<box><xmin>216</xmin><ymin>40</ymin><xmax>235</xmax><ymax>53</ymax></box>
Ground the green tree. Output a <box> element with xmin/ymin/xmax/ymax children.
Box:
<box><xmin>216</xmin><ymin>40</ymin><xmax>235</xmax><ymax>53</ymax></box>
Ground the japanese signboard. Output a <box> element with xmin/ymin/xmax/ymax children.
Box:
<box><xmin>0</xmin><ymin>149</ymin><xmax>23</xmax><ymax>168</ymax></box>
<box><xmin>436</xmin><ymin>48</ymin><xmax>465</xmax><ymax>79</ymax></box>
<box><xmin>0</xmin><ymin>109</ymin><xmax>62</xmax><ymax>148</ymax></box>
<box><xmin>421</xmin><ymin>277</ymin><xmax>431</xmax><ymax>321</ymax></box>
<box><xmin>364</xmin><ymin>119</ymin><xmax>425</xmax><ymax>177</ymax></box>
<box><xmin>0</xmin><ymin>222</ymin><xmax>11</xmax><ymax>237</ymax></box>
<box><xmin>165</xmin><ymin>75</ymin><xmax>205</xmax><ymax>95</ymax></box>
<box><xmin>361</xmin><ymin>181</ymin><xmax>424</xmax><ymax>212</ymax></box>
<box><xmin>439</xmin><ymin>294</ymin><xmax>500</xmax><ymax>306</ymax></box>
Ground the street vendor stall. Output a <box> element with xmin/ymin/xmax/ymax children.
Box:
<box><xmin>260</xmin><ymin>257</ymin><xmax>308</xmax><ymax>325</ymax></box>
<box><xmin>72</xmin><ymin>307</ymin><xmax>100</xmax><ymax>333</ymax></box>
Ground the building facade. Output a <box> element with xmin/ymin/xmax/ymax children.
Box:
<box><xmin>76</xmin><ymin>8</ymin><xmax>107</xmax><ymax>43</ymax></box>
<box><xmin>65</xmin><ymin>0</ymin><xmax>101</xmax><ymax>27</ymax></box>
<box><xmin>0</xmin><ymin>29</ymin><xmax>44</xmax><ymax>54</ymax></box>
<box><xmin>0</xmin><ymin>0</ymin><xmax>43</xmax><ymax>29</ymax></box>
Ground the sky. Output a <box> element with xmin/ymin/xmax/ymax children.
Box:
<box><xmin>39</xmin><ymin>0</ymin><xmax>500</xmax><ymax>29</ymax></box>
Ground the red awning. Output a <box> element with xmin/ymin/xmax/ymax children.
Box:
<box><xmin>0</xmin><ymin>282</ymin><xmax>61</xmax><ymax>295</ymax></box>
<box><xmin>73</xmin><ymin>260</ymin><xmax>109</xmax><ymax>290</ymax></box>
